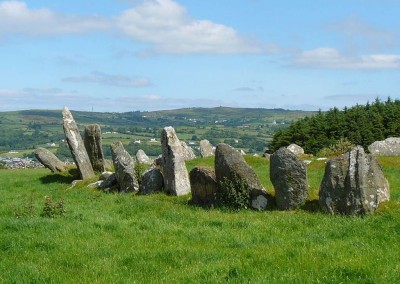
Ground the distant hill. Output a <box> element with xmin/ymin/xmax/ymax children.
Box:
<box><xmin>0</xmin><ymin>107</ymin><xmax>314</xmax><ymax>156</ymax></box>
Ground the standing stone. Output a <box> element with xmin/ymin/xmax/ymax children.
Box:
<box><xmin>200</xmin><ymin>139</ymin><xmax>214</xmax><ymax>157</ymax></box>
<box><xmin>84</xmin><ymin>124</ymin><xmax>105</xmax><ymax>172</ymax></box>
<box><xmin>161</xmin><ymin>126</ymin><xmax>191</xmax><ymax>196</ymax></box>
<box><xmin>190</xmin><ymin>167</ymin><xmax>217</xmax><ymax>207</ymax></box>
<box><xmin>270</xmin><ymin>147</ymin><xmax>308</xmax><ymax>210</ymax></box>
<box><xmin>139</xmin><ymin>167</ymin><xmax>164</xmax><ymax>195</ymax></box>
<box><xmin>368</xmin><ymin>137</ymin><xmax>400</xmax><ymax>156</ymax></box>
<box><xmin>215</xmin><ymin>143</ymin><xmax>268</xmax><ymax>210</ymax></box>
<box><xmin>136</xmin><ymin>149</ymin><xmax>153</xmax><ymax>165</ymax></box>
<box><xmin>319</xmin><ymin>146</ymin><xmax>390</xmax><ymax>215</ymax></box>
<box><xmin>35</xmin><ymin>147</ymin><xmax>66</xmax><ymax>172</ymax></box>
<box><xmin>181</xmin><ymin>141</ymin><xmax>196</xmax><ymax>161</ymax></box>
<box><xmin>110</xmin><ymin>141</ymin><xmax>139</xmax><ymax>193</ymax></box>
<box><xmin>62</xmin><ymin>107</ymin><xmax>95</xmax><ymax>180</ymax></box>
<box><xmin>287</xmin><ymin>143</ymin><xmax>305</xmax><ymax>156</ymax></box>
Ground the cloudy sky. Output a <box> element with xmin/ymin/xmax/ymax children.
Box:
<box><xmin>0</xmin><ymin>0</ymin><xmax>399</xmax><ymax>112</ymax></box>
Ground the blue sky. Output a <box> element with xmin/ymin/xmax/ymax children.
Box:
<box><xmin>0</xmin><ymin>0</ymin><xmax>399</xmax><ymax>112</ymax></box>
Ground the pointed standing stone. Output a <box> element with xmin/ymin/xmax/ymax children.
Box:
<box><xmin>62</xmin><ymin>107</ymin><xmax>95</xmax><ymax>180</ymax></box>
<box><xmin>161</xmin><ymin>126</ymin><xmax>191</xmax><ymax>196</ymax></box>
<box><xmin>84</xmin><ymin>124</ymin><xmax>105</xmax><ymax>172</ymax></box>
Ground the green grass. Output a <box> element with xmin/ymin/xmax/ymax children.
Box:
<box><xmin>0</xmin><ymin>157</ymin><xmax>399</xmax><ymax>283</ymax></box>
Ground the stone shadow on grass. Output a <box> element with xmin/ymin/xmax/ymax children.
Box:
<box><xmin>39</xmin><ymin>168</ymin><xmax>79</xmax><ymax>184</ymax></box>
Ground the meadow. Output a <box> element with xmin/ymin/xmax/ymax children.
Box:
<box><xmin>0</xmin><ymin>156</ymin><xmax>399</xmax><ymax>283</ymax></box>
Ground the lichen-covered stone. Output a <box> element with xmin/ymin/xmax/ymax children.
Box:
<box><xmin>110</xmin><ymin>141</ymin><xmax>139</xmax><ymax>193</ymax></box>
<box><xmin>319</xmin><ymin>146</ymin><xmax>390</xmax><ymax>215</ymax></box>
<box><xmin>287</xmin><ymin>144</ymin><xmax>305</xmax><ymax>156</ymax></box>
<box><xmin>35</xmin><ymin>147</ymin><xmax>66</xmax><ymax>172</ymax></box>
<box><xmin>160</xmin><ymin>126</ymin><xmax>191</xmax><ymax>196</ymax></box>
<box><xmin>368</xmin><ymin>137</ymin><xmax>400</xmax><ymax>156</ymax></box>
<box><xmin>181</xmin><ymin>141</ymin><xmax>196</xmax><ymax>161</ymax></box>
<box><xmin>270</xmin><ymin>147</ymin><xmax>308</xmax><ymax>210</ymax></box>
<box><xmin>139</xmin><ymin>167</ymin><xmax>164</xmax><ymax>195</ymax></box>
<box><xmin>199</xmin><ymin>139</ymin><xmax>214</xmax><ymax>158</ymax></box>
<box><xmin>136</xmin><ymin>149</ymin><xmax>152</xmax><ymax>165</ymax></box>
<box><xmin>84</xmin><ymin>124</ymin><xmax>105</xmax><ymax>172</ymax></box>
<box><xmin>62</xmin><ymin>107</ymin><xmax>94</xmax><ymax>180</ymax></box>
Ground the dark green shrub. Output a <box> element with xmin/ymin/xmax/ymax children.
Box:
<box><xmin>216</xmin><ymin>175</ymin><xmax>251</xmax><ymax>211</ymax></box>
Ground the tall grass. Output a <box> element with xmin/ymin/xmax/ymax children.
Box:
<box><xmin>0</xmin><ymin>156</ymin><xmax>399</xmax><ymax>283</ymax></box>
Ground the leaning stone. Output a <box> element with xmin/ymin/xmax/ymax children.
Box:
<box><xmin>215</xmin><ymin>143</ymin><xmax>268</xmax><ymax>210</ymax></box>
<box><xmin>62</xmin><ymin>107</ymin><xmax>95</xmax><ymax>180</ymax></box>
<box><xmin>35</xmin><ymin>147</ymin><xmax>66</xmax><ymax>172</ymax></box>
<box><xmin>139</xmin><ymin>167</ymin><xmax>164</xmax><ymax>195</ymax></box>
<box><xmin>136</xmin><ymin>149</ymin><xmax>153</xmax><ymax>165</ymax></box>
<box><xmin>181</xmin><ymin>141</ymin><xmax>196</xmax><ymax>161</ymax></box>
<box><xmin>319</xmin><ymin>146</ymin><xmax>390</xmax><ymax>215</ymax></box>
<box><xmin>190</xmin><ymin>167</ymin><xmax>217</xmax><ymax>207</ymax></box>
<box><xmin>270</xmin><ymin>147</ymin><xmax>309</xmax><ymax>210</ymax></box>
<box><xmin>110</xmin><ymin>141</ymin><xmax>139</xmax><ymax>193</ymax></box>
<box><xmin>199</xmin><ymin>139</ymin><xmax>214</xmax><ymax>157</ymax></box>
<box><xmin>368</xmin><ymin>137</ymin><xmax>400</xmax><ymax>156</ymax></box>
<box><xmin>160</xmin><ymin>127</ymin><xmax>191</xmax><ymax>196</ymax></box>
<box><xmin>84</xmin><ymin>124</ymin><xmax>105</xmax><ymax>172</ymax></box>
<box><xmin>287</xmin><ymin>143</ymin><xmax>305</xmax><ymax>156</ymax></box>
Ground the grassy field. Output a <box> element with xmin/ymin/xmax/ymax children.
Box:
<box><xmin>0</xmin><ymin>156</ymin><xmax>399</xmax><ymax>283</ymax></box>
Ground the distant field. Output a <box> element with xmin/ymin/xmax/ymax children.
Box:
<box><xmin>0</xmin><ymin>156</ymin><xmax>399</xmax><ymax>283</ymax></box>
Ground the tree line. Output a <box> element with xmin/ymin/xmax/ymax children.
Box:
<box><xmin>270</xmin><ymin>98</ymin><xmax>400</xmax><ymax>155</ymax></box>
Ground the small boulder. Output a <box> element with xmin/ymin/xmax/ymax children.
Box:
<box><xmin>368</xmin><ymin>137</ymin><xmax>400</xmax><ymax>156</ymax></box>
<box><xmin>190</xmin><ymin>167</ymin><xmax>217</xmax><ymax>207</ymax></box>
<box><xmin>199</xmin><ymin>139</ymin><xmax>214</xmax><ymax>157</ymax></box>
<box><xmin>35</xmin><ymin>147</ymin><xmax>66</xmax><ymax>172</ymax></box>
<box><xmin>110</xmin><ymin>141</ymin><xmax>139</xmax><ymax>193</ymax></box>
<box><xmin>215</xmin><ymin>143</ymin><xmax>268</xmax><ymax>210</ymax></box>
<box><xmin>139</xmin><ymin>167</ymin><xmax>164</xmax><ymax>195</ymax></box>
<box><xmin>287</xmin><ymin>143</ymin><xmax>305</xmax><ymax>156</ymax></box>
<box><xmin>136</xmin><ymin>149</ymin><xmax>153</xmax><ymax>165</ymax></box>
<box><xmin>181</xmin><ymin>141</ymin><xmax>196</xmax><ymax>161</ymax></box>
<box><xmin>270</xmin><ymin>147</ymin><xmax>308</xmax><ymax>210</ymax></box>
<box><xmin>319</xmin><ymin>146</ymin><xmax>390</xmax><ymax>215</ymax></box>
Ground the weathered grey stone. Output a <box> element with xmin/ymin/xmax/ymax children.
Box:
<box><xmin>368</xmin><ymin>137</ymin><xmax>400</xmax><ymax>156</ymax></box>
<box><xmin>181</xmin><ymin>141</ymin><xmax>196</xmax><ymax>161</ymax></box>
<box><xmin>160</xmin><ymin>126</ymin><xmax>191</xmax><ymax>196</ymax></box>
<box><xmin>136</xmin><ymin>149</ymin><xmax>153</xmax><ymax>165</ymax></box>
<box><xmin>99</xmin><ymin>171</ymin><xmax>113</xmax><ymax>180</ymax></box>
<box><xmin>35</xmin><ymin>147</ymin><xmax>66</xmax><ymax>172</ymax></box>
<box><xmin>62</xmin><ymin>107</ymin><xmax>95</xmax><ymax>180</ymax></box>
<box><xmin>154</xmin><ymin>155</ymin><xmax>163</xmax><ymax>167</ymax></box>
<box><xmin>199</xmin><ymin>139</ymin><xmax>214</xmax><ymax>158</ymax></box>
<box><xmin>87</xmin><ymin>181</ymin><xmax>103</xmax><ymax>188</ymax></box>
<box><xmin>319</xmin><ymin>146</ymin><xmax>390</xmax><ymax>215</ymax></box>
<box><xmin>110</xmin><ymin>141</ymin><xmax>139</xmax><ymax>193</ymax></box>
<box><xmin>270</xmin><ymin>147</ymin><xmax>308</xmax><ymax>210</ymax></box>
<box><xmin>139</xmin><ymin>167</ymin><xmax>164</xmax><ymax>195</ymax></box>
<box><xmin>215</xmin><ymin>143</ymin><xmax>268</xmax><ymax>210</ymax></box>
<box><xmin>84</xmin><ymin>124</ymin><xmax>105</xmax><ymax>172</ymax></box>
<box><xmin>190</xmin><ymin>167</ymin><xmax>217</xmax><ymax>207</ymax></box>
<box><xmin>287</xmin><ymin>143</ymin><xmax>305</xmax><ymax>156</ymax></box>
<box><xmin>99</xmin><ymin>173</ymin><xmax>117</xmax><ymax>190</ymax></box>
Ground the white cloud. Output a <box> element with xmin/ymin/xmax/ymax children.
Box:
<box><xmin>290</xmin><ymin>48</ymin><xmax>400</xmax><ymax>69</ymax></box>
<box><xmin>328</xmin><ymin>15</ymin><xmax>395</xmax><ymax>52</ymax></box>
<box><xmin>62</xmin><ymin>71</ymin><xmax>152</xmax><ymax>87</ymax></box>
<box><xmin>115</xmin><ymin>0</ymin><xmax>273</xmax><ymax>55</ymax></box>
<box><xmin>0</xmin><ymin>1</ymin><xmax>110</xmax><ymax>37</ymax></box>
